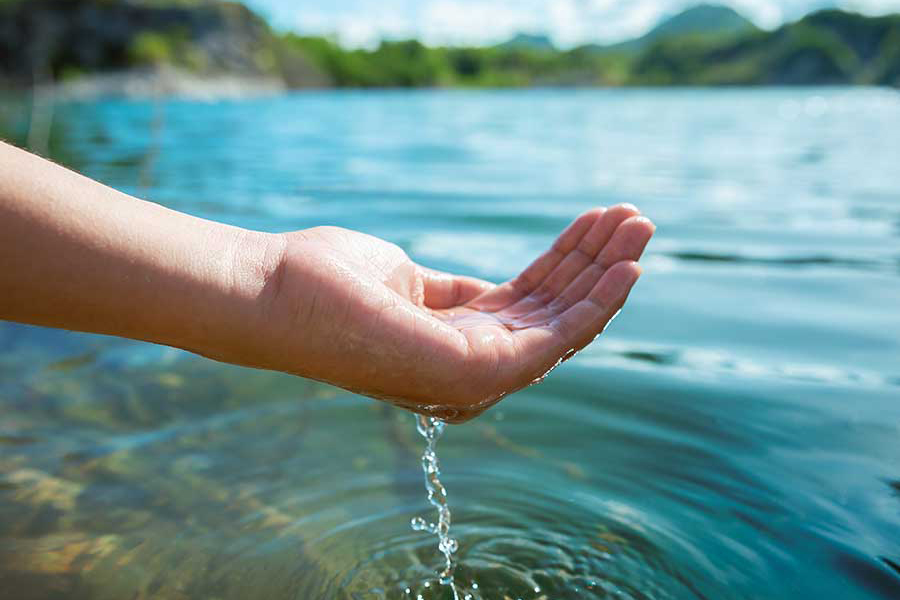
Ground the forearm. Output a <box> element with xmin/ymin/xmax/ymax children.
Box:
<box><xmin>0</xmin><ymin>141</ymin><xmax>283</xmax><ymax>358</ymax></box>
<box><xmin>0</xmin><ymin>142</ymin><xmax>653</xmax><ymax>421</ymax></box>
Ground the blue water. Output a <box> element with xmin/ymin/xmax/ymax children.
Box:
<box><xmin>1</xmin><ymin>88</ymin><xmax>899</xmax><ymax>599</ymax></box>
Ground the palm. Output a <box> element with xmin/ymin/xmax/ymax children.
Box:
<box><xmin>275</xmin><ymin>205</ymin><xmax>654</xmax><ymax>423</ymax></box>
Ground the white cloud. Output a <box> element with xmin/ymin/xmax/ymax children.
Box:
<box><xmin>845</xmin><ymin>0</ymin><xmax>900</xmax><ymax>13</ymax></box>
<box><xmin>728</xmin><ymin>0</ymin><xmax>783</xmax><ymax>28</ymax></box>
<box><xmin>294</xmin><ymin>9</ymin><xmax>416</xmax><ymax>47</ymax></box>
<box><xmin>419</xmin><ymin>1</ymin><xmax>541</xmax><ymax>45</ymax></box>
<box><xmin>547</xmin><ymin>0</ymin><xmax>583</xmax><ymax>47</ymax></box>
<box><xmin>544</xmin><ymin>0</ymin><xmax>668</xmax><ymax>45</ymax></box>
<box><xmin>611</xmin><ymin>1</ymin><xmax>668</xmax><ymax>40</ymax></box>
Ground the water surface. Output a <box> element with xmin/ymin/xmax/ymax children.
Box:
<box><xmin>1</xmin><ymin>88</ymin><xmax>899</xmax><ymax>599</ymax></box>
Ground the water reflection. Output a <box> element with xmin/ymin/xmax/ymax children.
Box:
<box><xmin>1</xmin><ymin>89</ymin><xmax>900</xmax><ymax>599</ymax></box>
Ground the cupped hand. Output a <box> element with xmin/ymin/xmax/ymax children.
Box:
<box><xmin>253</xmin><ymin>205</ymin><xmax>654</xmax><ymax>423</ymax></box>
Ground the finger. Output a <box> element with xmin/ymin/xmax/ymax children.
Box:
<box><xmin>506</xmin><ymin>214</ymin><xmax>655</xmax><ymax>326</ymax></box>
<box><xmin>576</xmin><ymin>260</ymin><xmax>643</xmax><ymax>349</ymax></box>
<box><xmin>509</xmin><ymin>262</ymin><xmax>606</xmax><ymax>328</ymax></box>
<box><xmin>595</xmin><ymin>215</ymin><xmax>656</xmax><ymax>268</ymax></box>
<box><xmin>420</xmin><ymin>267</ymin><xmax>496</xmax><ymax>309</ymax></box>
<box><xmin>501</xmin><ymin>204</ymin><xmax>639</xmax><ymax>315</ymax></box>
<box><xmin>513</xmin><ymin>260</ymin><xmax>642</xmax><ymax>379</ymax></box>
<box><xmin>513</xmin><ymin>208</ymin><xmax>605</xmax><ymax>295</ymax></box>
<box><xmin>468</xmin><ymin>208</ymin><xmax>604</xmax><ymax>311</ymax></box>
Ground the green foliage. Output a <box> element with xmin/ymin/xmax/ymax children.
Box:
<box><xmin>369</xmin><ymin>40</ymin><xmax>446</xmax><ymax>86</ymax></box>
<box><xmin>129</xmin><ymin>31</ymin><xmax>173</xmax><ymax>65</ymax></box>
<box><xmin>275</xmin><ymin>8</ymin><xmax>900</xmax><ymax>89</ymax></box>
<box><xmin>869</xmin><ymin>26</ymin><xmax>900</xmax><ymax>85</ymax></box>
<box><xmin>630</xmin><ymin>10</ymin><xmax>900</xmax><ymax>86</ymax></box>
<box><xmin>277</xmin><ymin>34</ymin><xmax>629</xmax><ymax>88</ymax></box>
<box><xmin>766</xmin><ymin>23</ymin><xmax>859</xmax><ymax>83</ymax></box>
<box><xmin>127</xmin><ymin>29</ymin><xmax>208</xmax><ymax>72</ymax></box>
<box><xmin>2</xmin><ymin>1</ymin><xmax>899</xmax><ymax>88</ymax></box>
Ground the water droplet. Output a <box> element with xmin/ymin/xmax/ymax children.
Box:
<box><xmin>411</xmin><ymin>414</ymin><xmax>459</xmax><ymax>595</ymax></box>
<box><xmin>439</xmin><ymin>537</ymin><xmax>458</xmax><ymax>554</ymax></box>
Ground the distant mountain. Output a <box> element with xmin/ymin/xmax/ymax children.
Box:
<box><xmin>497</xmin><ymin>33</ymin><xmax>556</xmax><ymax>51</ymax></box>
<box><xmin>606</xmin><ymin>3</ymin><xmax>756</xmax><ymax>53</ymax></box>
<box><xmin>2</xmin><ymin>1</ymin><xmax>898</xmax><ymax>90</ymax></box>
<box><xmin>651</xmin><ymin>3</ymin><xmax>755</xmax><ymax>38</ymax></box>
<box><xmin>631</xmin><ymin>9</ymin><xmax>900</xmax><ymax>86</ymax></box>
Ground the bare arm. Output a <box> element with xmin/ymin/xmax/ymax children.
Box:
<box><xmin>0</xmin><ymin>141</ymin><xmax>280</xmax><ymax>360</ymax></box>
<box><xmin>0</xmin><ymin>141</ymin><xmax>654</xmax><ymax>422</ymax></box>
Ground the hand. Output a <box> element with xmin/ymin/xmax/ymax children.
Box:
<box><xmin>246</xmin><ymin>205</ymin><xmax>654</xmax><ymax>423</ymax></box>
<box><xmin>0</xmin><ymin>143</ymin><xmax>652</xmax><ymax>422</ymax></box>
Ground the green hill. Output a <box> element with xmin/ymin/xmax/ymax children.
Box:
<box><xmin>651</xmin><ymin>4</ymin><xmax>755</xmax><ymax>37</ymax></box>
<box><xmin>606</xmin><ymin>3</ymin><xmax>756</xmax><ymax>53</ymax></box>
<box><xmin>631</xmin><ymin>9</ymin><xmax>900</xmax><ymax>86</ymax></box>
<box><xmin>497</xmin><ymin>33</ymin><xmax>556</xmax><ymax>52</ymax></box>
<box><xmin>0</xmin><ymin>1</ymin><xmax>898</xmax><ymax>90</ymax></box>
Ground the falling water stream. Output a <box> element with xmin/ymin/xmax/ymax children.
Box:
<box><xmin>2</xmin><ymin>90</ymin><xmax>900</xmax><ymax>600</ymax></box>
<box><xmin>411</xmin><ymin>415</ymin><xmax>461</xmax><ymax>599</ymax></box>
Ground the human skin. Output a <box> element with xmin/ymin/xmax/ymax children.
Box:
<box><xmin>0</xmin><ymin>141</ymin><xmax>654</xmax><ymax>423</ymax></box>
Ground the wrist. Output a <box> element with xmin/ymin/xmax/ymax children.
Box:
<box><xmin>172</xmin><ymin>224</ymin><xmax>288</xmax><ymax>368</ymax></box>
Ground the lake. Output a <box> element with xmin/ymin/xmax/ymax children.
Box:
<box><xmin>1</xmin><ymin>88</ymin><xmax>899</xmax><ymax>599</ymax></box>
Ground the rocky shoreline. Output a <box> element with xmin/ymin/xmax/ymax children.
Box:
<box><xmin>0</xmin><ymin>0</ymin><xmax>327</xmax><ymax>93</ymax></box>
<box><xmin>2</xmin><ymin>1</ymin><xmax>898</xmax><ymax>92</ymax></box>
<box><xmin>42</xmin><ymin>67</ymin><xmax>286</xmax><ymax>101</ymax></box>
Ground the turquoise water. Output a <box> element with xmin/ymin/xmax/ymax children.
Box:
<box><xmin>1</xmin><ymin>88</ymin><xmax>899</xmax><ymax>599</ymax></box>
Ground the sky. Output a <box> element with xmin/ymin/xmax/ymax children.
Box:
<box><xmin>246</xmin><ymin>0</ymin><xmax>900</xmax><ymax>48</ymax></box>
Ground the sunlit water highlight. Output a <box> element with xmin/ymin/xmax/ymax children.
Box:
<box><xmin>0</xmin><ymin>88</ymin><xmax>899</xmax><ymax>600</ymax></box>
